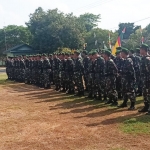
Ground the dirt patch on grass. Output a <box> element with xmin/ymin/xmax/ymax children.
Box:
<box><xmin>0</xmin><ymin>81</ymin><xmax>150</xmax><ymax>150</ymax></box>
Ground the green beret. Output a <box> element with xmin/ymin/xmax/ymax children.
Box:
<box><xmin>140</xmin><ymin>43</ymin><xmax>149</xmax><ymax>50</ymax></box>
<box><xmin>121</xmin><ymin>47</ymin><xmax>129</xmax><ymax>55</ymax></box>
<box><xmin>103</xmin><ymin>50</ymin><xmax>111</xmax><ymax>56</ymax></box>
<box><xmin>116</xmin><ymin>50</ymin><xmax>121</xmax><ymax>55</ymax></box>
<box><xmin>49</xmin><ymin>54</ymin><xmax>53</xmax><ymax>56</ymax></box>
<box><xmin>92</xmin><ymin>51</ymin><xmax>98</xmax><ymax>55</ymax></box>
<box><xmin>135</xmin><ymin>48</ymin><xmax>140</xmax><ymax>51</ymax></box>
<box><xmin>88</xmin><ymin>51</ymin><xmax>93</xmax><ymax>55</ymax></box>
<box><xmin>116</xmin><ymin>47</ymin><xmax>122</xmax><ymax>50</ymax></box>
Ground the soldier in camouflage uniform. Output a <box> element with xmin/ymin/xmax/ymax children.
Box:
<box><xmin>42</xmin><ymin>54</ymin><xmax>51</xmax><ymax>89</ymax></box>
<box><xmin>87</xmin><ymin>52</ymin><xmax>95</xmax><ymax>98</ymax></box>
<box><xmin>129</xmin><ymin>49</ymin><xmax>141</xmax><ymax>96</ymax></box>
<box><xmin>59</xmin><ymin>53</ymin><xmax>66</xmax><ymax>92</ymax></box>
<box><xmin>82</xmin><ymin>50</ymin><xmax>90</xmax><ymax>91</ymax></box>
<box><xmin>24</xmin><ymin>55</ymin><xmax>30</xmax><ymax>84</ymax></box>
<box><xmin>49</xmin><ymin>54</ymin><xmax>54</xmax><ymax>85</ymax></box>
<box><xmin>53</xmin><ymin>53</ymin><xmax>61</xmax><ymax>91</ymax></box>
<box><xmin>102</xmin><ymin>50</ymin><xmax>118</xmax><ymax>106</ymax></box>
<box><xmin>138</xmin><ymin>44</ymin><xmax>150</xmax><ymax>115</ymax></box>
<box><xmin>114</xmin><ymin>47</ymin><xmax>123</xmax><ymax>99</ymax></box>
<box><xmin>19</xmin><ymin>56</ymin><xmax>26</xmax><ymax>82</ymax></box>
<box><xmin>65</xmin><ymin>53</ymin><xmax>75</xmax><ymax>94</ymax></box>
<box><xmin>37</xmin><ymin>55</ymin><xmax>43</xmax><ymax>87</ymax></box>
<box><xmin>73</xmin><ymin>51</ymin><xmax>84</xmax><ymax>96</ymax></box>
<box><xmin>93</xmin><ymin>51</ymin><xmax>105</xmax><ymax>100</ymax></box>
<box><xmin>118</xmin><ymin>48</ymin><xmax>136</xmax><ymax>110</ymax></box>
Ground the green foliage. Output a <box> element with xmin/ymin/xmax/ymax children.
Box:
<box><xmin>120</xmin><ymin>116</ymin><xmax>150</xmax><ymax>135</ymax></box>
<box><xmin>0</xmin><ymin>25</ymin><xmax>32</xmax><ymax>55</ymax></box>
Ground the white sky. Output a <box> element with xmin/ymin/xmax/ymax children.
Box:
<box><xmin>0</xmin><ymin>0</ymin><xmax>150</xmax><ymax>30</ymax></box>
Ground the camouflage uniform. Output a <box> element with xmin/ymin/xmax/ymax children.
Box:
<box><xmin>59</xmin><ymin>59</ymin><xmax>66</xmax><ymax>91</ymax></box>
<box><xmin>20</xmin><ymin>59</ymin><xmax>25</xmax><ymax>82</ymax></box>
<box><xmin>94</xmin><ymin>56</ymin><xmax>105</xmax><ymax>100</ymax></box>
<box><xmin>24</xmin><ymin>58</ymin><xmax>30</xmax><ymax>84</ymax></box>
<box><xmin>37</xmin><ymin>59</ymin><xmax>43</xmax><ymax>87</ymax></box>
<box><xmin>120</xmin><ymin>58</ymin><xmax>136</xmax><ymax>108</ymax></box>
<box><xmin>65</xmin><ymin>57</ymin><xmax>74</xmax><ymax>94</ymax></box>
<box><xmin>87</xmin><ymin>59</ymin><xmax>95</xmax><ymax>98</ymax></box>
<box><xmin>114</xmin><ymin>56</ymin><xmax>123</xmax><ymax>98</ymax></box>
<box><xmin>140</xmin><ymin>55</ymin><xmax>150</xmax><ymax>111</ymax></box>
<box><xmin>105</xmin><ymin>59</ymin><xmax>118</xmax><ymax>104</ymax></box>
<box><xmin>53</xmin><ymin>57</ymin><xmax>61</xmax><ymax>90</ymax></box>
<box><xmin>73</xmin><ymin>56</ymin><xmax>84</xmax><ymax>95</ymax></box>
<box><xmin>43</xmin><ymin>58</ymin><xmax>51</xmax><ymax>88</ymax></box>
<box><xmin>83</xmin><ymin>56</ymin><xmax>90</xmax><ymax>91</ymax></box>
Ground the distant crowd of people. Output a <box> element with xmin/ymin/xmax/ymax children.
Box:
<box><xmin>5</xmin><ymin>43</ymin><xmax>150</xmax><ymax>115</ymax></box>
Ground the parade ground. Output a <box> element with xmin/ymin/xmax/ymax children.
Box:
<box><xmin>0</xmin><ymin>73</ymin><xmax>150</xmax><ymax>150</ymax></box>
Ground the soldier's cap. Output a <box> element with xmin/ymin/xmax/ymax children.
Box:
<box><xmin>82</xmin><ymin>50</ymin><xmax>88</xmax><ymax>55</ymax></box>
<box><xmin>135</xmin><ymin>48</ymin><xmax>140</xmax><ymax>51</ymax></box>
<box><xmin>60</xmin><ymin>52</ymin><xmax>65</xmax><ymax>56</ymax></box>
<box><xmin>74</xmin><ymin>50</ymin><xmax>80</xmax><ymax>55</ymax></box>
<box><xmin>130</xmin><ymin>49</ymin><xmax>134</xmax><ymax>54</ymax></box>
<box><xmin>115</xmin><ymin>50</ymin><xmax>121</xmax><ymax>55</ymax></box>
<box><xmin>88</xmin><ymin>51</ymin><xmax>93</xmax><ymax>55</ymax></box>
<box><xmin>49</xmin><ymin>54</ymin><xmax>53</xmax><ymax>56</ymax></box>
<box><xmin>121</xmin><ymin>47</ymin><xmax>129</xmax><ymax>55</ymax></box>
<box><xmin>102</xmin><ymin>50</ymin><xmax>111</xmax><ymax>56</ymax></box>
<box><xmin>116</xmin><ymin>47</ymin><xmax>122</xmax><ymax>50</ymax></box>
<box><xmin>140</xmin><ymin>43</ymin><xmax>149</xmax><ymax>50</ymax></box>
<box><xmin>107</xmin><ymin>48</ymin><xmax>112</xmax><ymax>52</ymax></box>
<box><xmin>92</xmin><ymin>51</ymin><xmax>98</xmax><ymax>55</ymax></box>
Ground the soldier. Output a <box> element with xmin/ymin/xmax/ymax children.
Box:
<box><xmin>59</xmin><ymin>53</ymin><xmax>66</xmax><ymax>92</ymax></box>
<box><xmin>114</xmin><ymin>47</ymin><xmax>123</xmax><ymax>99</ymax></box>
<box><xmin>138</xmin><ymin>44</ymin><xmax>150</xmax><ymax>115</ymax></box>
<box><xmin>24</xmin><ymin>55</ymin><xmax>30</xmax><ymax>84</ymax></box>
<box><xmin>37</xmin><ymin>55</ymin><xmax>43</xmax><ymax>87</ymax></box>
<box><xmin>53</xmin><ymin>53</ymin><xmax>61</xmax><ymax>91</ymax></box>
<box><xmin>102</xmin><ymin>50</ymin><xmax>118</xmax><ymax>106</ymax></box>
<box><xmin>93</xmin><ymin>51</ymin><xmax>105</xmax><ymax>100</ymax></box>
<box><xmin>65</xmin><ymin>53</ymin><xmax>75</xmax><ymax>94</ymax></box>
<box><xmin>129</xmin><ymin>49</ymin><xmax>141</xmax><ymax>96</ymax></box>
<box><xmin>87</xmin><ymin>51</ymin><xmax>95</xmax><ymax>98</ymax></box>
<box><xmin>82</xmin><ymin>50</ymin><xmax>90</xmax><ymax>91</ymax></box>
<box><xmin>118</xmin><ymin>48</ymin><xmax>136</xmax><ymax>110</ymax></box>
<box><xmin>48</xmin><ymin>54</ymin><xmax>54</xmax><ymax>85</ymax></box>
<box><xmin>20</xmin><ymin>55</ymin><xmax>26</xmax><ymax>82</ymax></box>
<box><xmin>42</xmin><ymin>54</ymin><xmax>51</xmax><ymax>89</ymax></box>
<box><xmin>73</xmin><ymin>50</ymin><xmax>84</xmax><ymax>96</ymax></box>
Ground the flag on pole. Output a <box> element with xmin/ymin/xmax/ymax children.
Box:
<box><xmin>112</xmin><ymin>27</ymin><xmax>126</xmax><ymax>55</ymax></box>
<box><xmin>108</xmin><ymin>33</ymin><xmax>112</xmax><ymax>49</ymax></box>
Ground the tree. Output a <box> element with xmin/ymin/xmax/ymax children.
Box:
<box><xmin>0</xmin><ymin>25</ymin><xmax>32</xmax><ymax>55</ymax></box>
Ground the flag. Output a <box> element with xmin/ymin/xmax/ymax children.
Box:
<box><xmin>112</xmin><ymin>27</ymin><xmax>126</xmax><ymax>55</ymax></box>
<box><xmin>108</xmin><ymin>33</ymin><xmax>112</xmax><ymax>49</ymax></box>
<box><xmin>103</xmin><ymin>41</ymin><xmax>108</xmax><ymax>49</ymax></box>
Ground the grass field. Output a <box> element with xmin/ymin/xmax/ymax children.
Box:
<box><xmin>0</xmin><ymin>73</ymin><xmax>150</xmax><ymax>150</ymax></box>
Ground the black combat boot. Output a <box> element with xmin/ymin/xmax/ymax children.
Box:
<box><xmin>128</xmin><ymin>102</ymin><xmax>135</xmax><ymax>110</ymax></box>
<box><xmin>118</xmin><ymin>100</ymin><xmax>128</xmax><ymax>108</ymax></box>
<box><xmin>138</xmin><ymin>102</ymin><xmax>149</xmax><ymax>113</ymax></box>
<box><xmin>111</xmin><ymin>98</ymin><xmax>118</xmax><ymax>106</ymax></box>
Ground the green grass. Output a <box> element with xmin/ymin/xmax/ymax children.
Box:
<box><xmin>0</xmin><ymin>73</ymin><xmax>7</xmax><ymax>85</ymax></box>
<box><xmin>120</xmin><ymin>115</ymin><xmax>150</xmax><ymax>135</ymax></box>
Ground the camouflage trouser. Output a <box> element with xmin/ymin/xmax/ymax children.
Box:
<box><xmin>94</xmin><ymin>73</ymin><xmax>105</xmax><ymax>98</ymax></box>
<box><xmin>25</xmin><ymin>68</ymin><xmax>30</xmax><ymax>83</ymax></box>
<box><xmin>105</xmin><ymin>76</ymin><xmax>118</xmax><ymax>100</ymax></box>
<box><xmin>66</xmin><ymin>72</ymin><xmax>74</xmax><ymax>92</ymax></box>
<box><xmin>136</xmin><ymin>72</ymin><xmax>142</xmax><ymax>93</ymax></box>
<box><xmin>74</xmin><ymin>72</ymin><xmax>84</xmax><ymax>92</ymax></box>
<box><xmin>37</xmin><ymin>69</ymin><xmax>43</xmax><ymax>86</ymax></box>
<box><xmin>43</xmin><ymin>69</ymin><xmax>51</xmax><ymax>86</ymax></box>
<box><xmin>116</xmin><ymin>75</ymin><xmax>122</xmax><ymax>96</ymax></box>
<box><xmin>20</xmin><ymin>69</ymin><xmax>25</xmax><ymax>81</ymax></box>
<box><xmin>142</xmin><ymin>76</ymin><xmax>150</xmax><ymax>104</ymax></box>
<box><xmin>84</xmin><ymin>72</ymin><xmax>88</xmax><ymax>90</ymax></box>
<box><xmin>60</xmin><ymin>71</ymin><xmax>66</xmax><ymax>89</ymax></box>
<box><xmin>53</xmin><ymin>70</ymin><xmax>60</xmax><ymax>88</ymax></box>
<box><xmin>31</xmin><ymin>68</ymin><xmax>36</xmax><ymax>83</ymax></box>
<box><xmin>121</xmin><ymin>77</ymin><xmax>136</xmax><ymax>102</ymax></box>
<box><xmin>88</xmin><ymin>73</ymin><xmax>94</xmax><ymax>95</ymax></box>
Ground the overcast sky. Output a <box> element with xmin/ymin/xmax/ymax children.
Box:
<box><xmin>0</xmin><ymin>0</ymin><xmax>150</xmax><ymax>30</ymax></box>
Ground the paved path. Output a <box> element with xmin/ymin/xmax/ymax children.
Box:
<box><xmin>0</xmin><ymin>68</ymin><xmax>6</xmax><ymax>74</ymax></box>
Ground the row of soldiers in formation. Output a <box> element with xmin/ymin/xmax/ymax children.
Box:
<box><xmin>5</xmin><ymin>43</ymin><xmax>150</xmax><ymax>115</ymax></box>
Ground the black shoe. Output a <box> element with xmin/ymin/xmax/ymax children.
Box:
<box><xmin>138</xmin><ymin>107</ymin><xmax>149</xmax><ymax>113</ymax></box>
<box><xmin>111</xmin><ymin>101</ymin><xmax>118</xmax><ymax>106</ymax></box>
<box><xmin>128</xmin><ymin>102</ymin><xmax>135</xmax><ymax>111</ymax></box>
<box><xmin>118</xmin><ymin>102</ymin><xmax>127</xmax><ymax>108</ymax></box>
<box><xmin>105</xmin><ymin>100</ymin><xmax>113</xmax><ymax>104</ymax></box>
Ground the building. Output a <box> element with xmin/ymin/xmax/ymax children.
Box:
<box><xmin>3</xmin><ymin>44</ymin><xmax>39</xmax><ymax>57</ymax></box>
